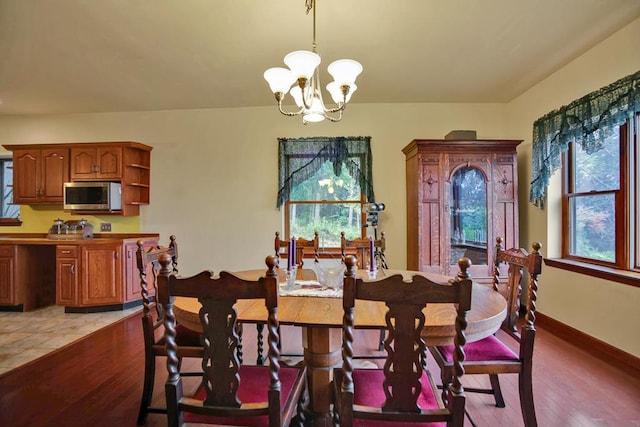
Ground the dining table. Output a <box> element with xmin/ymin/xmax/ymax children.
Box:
<box><xmin>173</xmin><ymin>267</ymin><xmax>507</xmax><ymax>427</ymax></box>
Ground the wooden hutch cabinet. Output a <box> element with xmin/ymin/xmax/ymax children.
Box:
<box><xmin>403</xmin><ymin>138</ymin><xmax>521</xmax><ymax>284</ymax></box>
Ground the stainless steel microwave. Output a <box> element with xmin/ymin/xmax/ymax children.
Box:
<box><xmin>63</xmin><ymin>182</ymin><xmax>122</xmax><ymax>211</ymax></box>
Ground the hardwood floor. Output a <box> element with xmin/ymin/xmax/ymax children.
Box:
<box><xmin>0</xmin><ymin>312</ymin><xmax>638</xmax><ymax>427</ymax></box>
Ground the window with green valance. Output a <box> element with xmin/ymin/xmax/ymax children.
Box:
<box><xmin>530</xmin><ymin>69</ymin><xmax>640</xmax><ymax>208</ymax></box>
<box><xmin>276</xmin><ymin>136</ymin><xmax>375</xmax><ymax>208</ymax></box>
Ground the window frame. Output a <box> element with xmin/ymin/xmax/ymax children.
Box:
<box><xmin>554</xmin><ymin>112</ymin><xmax>638</xmax><ymax>287</ymax></box>
<box><xmin>284</xmin><ymin>153</ymin><xmax>367</xmax><ymax>248</ymax></box>
<box><xmin>0</xmin><ymin>157</ymin><xmax>21</xmax><ymax>226</ymax></box>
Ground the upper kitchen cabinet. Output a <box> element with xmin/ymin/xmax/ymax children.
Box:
<box><xmin>70</xmin><ymin>145</ymin><xmax>122</xmax><ymax>180</ymax></box>
<box><xmin>403</xmin><ymin>138</ymin><xmax>521</xmax><ymax>284</ymax></box>
<box><xmin>10</xmin><ymin>147</ymin><xmax>69</xmax><ymax>204</ymax></box>
<box><xmin>3</xmin><ymin>142</ymin><xmax>152</xmax><ymax>216</ymax></box>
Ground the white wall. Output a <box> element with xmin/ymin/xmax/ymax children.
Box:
<box><xmin>0</xmin><ymin>103</ymin><xmax>508</xmax><ymax>274</ymax></box>
<box><xmin>508</xmin><ymin>16</ymin><xmax>640</xmax><ymax>357</ymax></box>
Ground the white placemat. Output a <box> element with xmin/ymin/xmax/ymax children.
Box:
<box><xmin>278</xmin><ymin>280</ymin><xmax>342</xmax><ymax>298</ymax></box>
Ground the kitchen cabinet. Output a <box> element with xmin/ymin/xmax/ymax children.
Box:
<box><xmin>70</xmin><ymin>145</ymin><xmax>122</xmax><ymax>180</ymax></box>
<box><xmin>0</xmin><ymin>245</ymin><xmax>16</xmax><ymax>305</ymax></box>
<box><xmin>403</xmin><ymin>138</ymin><xmax>521</xmax><ymax>284</ymax></box>
<box><xmin>124</xmin><ymin>239</ymin><xmax>158</xmax><ymax>301</ymax></box>
<box><xmin>56</xmin><ymin>245</ymin><xmax>79</xmax><ymax>306</ymax></box>
<box><xmin>3</xmin><ymin>142</ymin><xmax>152</xmax><ymax>215</ymax></box>
<box><xmin>0</xmin><ymin>234</ymin><xmax>159</xmax><ymax>312</ymax></box>
<box><xmin>12</xmin><ymin>148</ymin><xmax>69</xmax><ymax>204</ymax></box>
<box><xmin>80</xmin><ymin>243</ymin><xmax>122</xmax><ymax>306</ymax></box>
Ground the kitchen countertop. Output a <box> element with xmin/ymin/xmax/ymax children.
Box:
<box><xmin>0</xmin><ymin>233</ymin><xmax>159</xmax><ymax>244</ymax></box>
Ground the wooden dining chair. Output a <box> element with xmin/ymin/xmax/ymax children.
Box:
<box><xmin>135</xmin><ymin>236</ymin><xmax>204</xmax><ymax>425</ymax></box>
<box><xmin>269</xmin><ymin>231</ymin><xmax>321</xmax><ymax>364</ymax></box>
<box><xmin>275</xmin><ymin>230</ymin><xmax>320</xmax><ymax>268</ymax></box>
<box><xmin>429</xmin><ymin>240</ymin><xmax>543</xmax><ymax>427</ymax></box>
<box><xmin>332</xmin><ymin>255</ymin><xmax>472</xmax><ymax>427</ymax></box>
<box><xmin>156</xmin><ymin>254</ymin><xmax>308</xmax><ymax>427</ymax></box>
<box><xmin>341</xmin><ymin>231</ymin><xmax>389</xmax><ymax>353</ymax></box>
<box><xmin>492</xmin><ymin>237</ymin><xmax>524</xmax><ymax>335</ymax></box>
<box><xmin>340</xmin><ymin>231</ymin><xmax>387</xmax><ymax>270</ymax></box>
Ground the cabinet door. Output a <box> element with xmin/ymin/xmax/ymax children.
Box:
<box><xmin>80</xmin><ymin>244</ymin><xmax>122</xmax><ymax>305</ymax></box>
<box><xmin>124</xmin><ymin>239</ymin><xmax>159</xmax><ymax>302</ymax></box>
<box><xmin>12</xmin><ymin>149</ymin><xmax>41</xmax><ymax>203</ymax></box>
<box><xmin>0</xmin><ymin>246</ymin><xmax>16</xmax><ymax>305</ymax></box>
<box><xmin>124</xmin><ymin>241</ymin><xmax>141</xmax><ymax>301</ymax></box>
<box><xmin>70</xmin><ymin>147</ymin><xmax>98</xmax><ymax>180</ymax></box>
<box><xmin>56</xmin><ymin>245</ymin><xmax>78</xmax><ymax>306</ymax></box>
<box><xmin>445</xmin><ymin>153</ymin><xmax>492</xmax><ymax>279</ymax></box>
<box><xmin>41</xmin><ymin>148</ymin><xmax>69</xmax><ymax>202</ymax></box>
<box><xmin>96</xmin><ymin>146</ymin><xmax>122</xmax><ymax>179</ymax></box>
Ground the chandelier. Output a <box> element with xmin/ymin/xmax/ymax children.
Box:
<box><xmin>263</xmin><ymin>0</ymin><xmax>362</xmax><ymax>124</ymax></box>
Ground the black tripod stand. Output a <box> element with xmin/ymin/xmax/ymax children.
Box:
<box><xmin>364</xmin><ymin>203</ymin><xmax>388</xmax><ymax>270</ymax></box>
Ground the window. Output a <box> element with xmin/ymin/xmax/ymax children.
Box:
<box><xmin>562</xmin><ymin>112</ymin><xmax>637</xmax><ymax>271</ymax></box>
<box><xmin>277</xmin><ymin>136</ymin><xmax>375</xmax><ymax>248</ymax></box>
<box><xmin>530</xmin><ymin>70</ymin><xmax>640</xmax><ymax>286</ymax></box>
<box><xmin>287</xmin><ymin>159</ymin><xmax>364</xmax><ymax>248</ymax></box>
<box><xmin>0</xmin><ymin>158</ymin><xmax>20</xmax><ymax>225</ymax></box>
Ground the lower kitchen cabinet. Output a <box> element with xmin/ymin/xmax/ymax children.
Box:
<box><xmin>123</xmin><ymin>239</ymin><xmax>159</xmax><ymax>303</ymax></box>
<box><xmin>0</xmin><ymin>245</ymin><xmax>16</xmax><ymax>306</ymax></box>
<box><xmin>80</xmin><ymin>243</ymin><xmax>123</xmax><ymax>306</ymax></box>
<box><xmin>56</xmin><ymin>245</ymin><xmax>79</xmax><ymax>306</ymax></box>
<box><xmin>0</xmin><ymin>234</ymin><xmax>159</xmax><ymax>312</ymax></box>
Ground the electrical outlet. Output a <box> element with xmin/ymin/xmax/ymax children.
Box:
<box><xmin>100</xmin><ymin>223</ymin><xmax>112</xmax><ymax>232</ymax></box>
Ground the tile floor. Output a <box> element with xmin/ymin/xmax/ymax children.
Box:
<box><xmin>0</xmin><ymin>305</ymin><xmax>141</xmax><ymax>376</ymax></box>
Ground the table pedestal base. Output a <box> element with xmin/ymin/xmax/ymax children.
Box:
<box><xmin>302</xmin><ymin>326</ymin><xmax>342</xmax><ymax>427</ymax></box>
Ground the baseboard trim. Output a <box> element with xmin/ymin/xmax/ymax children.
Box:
<box><xmin>536</xmin><ymin>311</ymin><xmax>640</xmax><ymax>379</ymax></box>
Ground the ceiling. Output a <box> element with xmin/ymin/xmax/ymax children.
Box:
<box><xmin>1</xmin><ymin>0</ymin><xmax>639</xmax><ymax>116</ymax></box>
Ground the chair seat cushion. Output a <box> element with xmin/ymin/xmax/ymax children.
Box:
<box><xmin>337</xmin><ymin>368</ymin><xmax>446</xmax><ymax>427</ymax></box>
<box><xmin>183</xmin><ymin>365</ymin><xmax>302</xmax><ymax>426</ymax></box>
<box><xmin>437</xmin><ymin>335</ymin><xmax>519</xmax><ymax>362</ymax></box>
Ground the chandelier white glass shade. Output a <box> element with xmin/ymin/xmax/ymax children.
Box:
<box><xmin>263</xmin><ymin>1</ymin><xmax>362</xmax><ymax>124</ymax></box>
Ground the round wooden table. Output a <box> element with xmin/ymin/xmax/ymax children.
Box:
<box><xmin>173</xmin><ymin>268</ymin><xmax>506</xmax><ymax>427</ymax></box>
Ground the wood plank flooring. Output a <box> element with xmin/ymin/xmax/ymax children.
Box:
<box><xmin>0</xmin><ymin>312</ymin><xmax>638</xmax><ymax>426</ymax></box>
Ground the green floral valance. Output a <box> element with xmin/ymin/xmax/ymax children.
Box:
<box><xmin>277</xmin><ymin>136</ymin><xmax>374</xmax><ymax>208</ymax></box>
<box><xmin>530</xmin><ymin>69</ymin><xmax>640</xmax><ymax>208</ymax></box>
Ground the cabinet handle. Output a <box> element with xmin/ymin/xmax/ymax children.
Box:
<box><xmin>115</xmin><ymin>251</ymin><xmax>119</xmax><ymax>260</ymax></box>
<box><xmin>70</xmin><ymin>265</ymin><xmax>75</xmax><ymax>274</ymax></box>
<box><xmin>61</xmin><ymin>250</ymin><xmax>71</xmax><ymax>254</ymax></box>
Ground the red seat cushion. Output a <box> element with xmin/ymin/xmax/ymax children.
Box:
<box><xmin>183</xmin><ymin>365</ymin><xmax>302</xmax><ymax>426</ymax></box>
<box><xmin>438</xmin><ymin>335</ymin><xmax>519</xmax><ymax>362</ymax></box>
<box><xmin>349</xmin><ymin>369</ymin><xmax>446</xmax><ymax>427</ymax></box>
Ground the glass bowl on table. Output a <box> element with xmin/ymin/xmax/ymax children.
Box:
<box><xmin>314</xmin><ymin>259</ymin><xmax>346</xmax><ymax>290</ymax></box>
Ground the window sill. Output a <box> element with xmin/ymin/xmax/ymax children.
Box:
<box><xmin>0</xmin><ymin>218</ymin><xmax>22</xmax><ymax>227</ymax></box>
<box><xmin>545</xmin><ymin>258</ymin><xmax>640</xmax><ymax>288</ymax></box>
